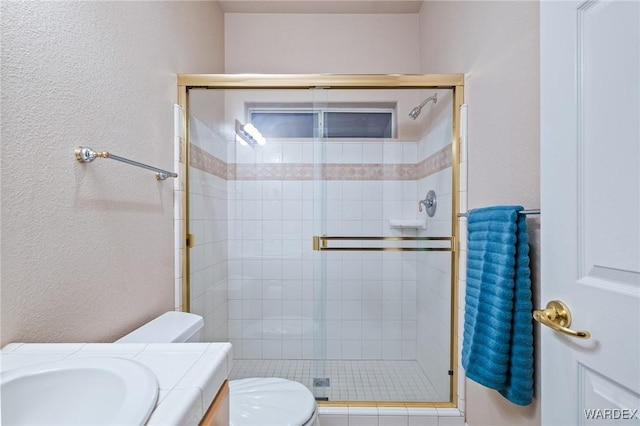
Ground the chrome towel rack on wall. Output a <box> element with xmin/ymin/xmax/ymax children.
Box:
<box><xmin>75</xmin><ymin>146</ymin><xmax>178</xmax><ymax>180</ymax></box>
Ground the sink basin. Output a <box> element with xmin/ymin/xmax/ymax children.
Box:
<box><xmin>1</xmin><ymin>357</ymin><xmax>158</xmax><ymax>425</ymax></box>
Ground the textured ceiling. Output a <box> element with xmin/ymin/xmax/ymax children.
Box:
<box><xmin>218</xmin><ymin>1</ymin><xmax>424</xmax><ymax>14</ymax></box>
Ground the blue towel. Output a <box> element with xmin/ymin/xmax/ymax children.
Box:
<box><xmin>461</xmin><ymin>205</ymin><xmax>534</xmax><ymax>406</ymax></box>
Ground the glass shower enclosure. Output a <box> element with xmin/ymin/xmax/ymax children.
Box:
<box><xmin>181</xmin><ymin>75</ymin><xmax>463</xmax><ymax>406</ymax></box>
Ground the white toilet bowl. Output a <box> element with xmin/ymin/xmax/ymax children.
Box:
<box><xmin>116</xmin><ymin>311</ymin><xmax>320</xmax><ymax>426</ymax></box>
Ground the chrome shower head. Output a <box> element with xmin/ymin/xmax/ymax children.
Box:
<box><xmin>409</xmin><ymin>93</ymin><xmax>438</xmax><ymax>120</ymax></box>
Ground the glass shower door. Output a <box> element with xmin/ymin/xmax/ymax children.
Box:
<box><xmin>309</xmin><ymin>87</ymin><xmax>455</xmax><ymax>403</ymax></box>
<box><xmin>185</xmin><ymin>83</ymin><xmax>456</xmax><ymax>404</ymax></box>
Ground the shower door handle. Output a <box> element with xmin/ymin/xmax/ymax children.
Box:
<box><xmin>312</xmin><ymin>235</ymin><xmax>454</xmax><ymax>252</ymax></box>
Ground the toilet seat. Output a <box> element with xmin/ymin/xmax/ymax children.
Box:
<box><xmin>230</xmin><ymin>378</ymin><xmax>319</xmax><ymax>426</ymax></box>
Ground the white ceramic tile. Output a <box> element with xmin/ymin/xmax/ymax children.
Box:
<box><xmin>383</xmin><ymin>300</ymin><xmax>402</xmax><ymax>320</ymax></box>
<box><xmin>262</xmin><ymin>142</ymin><xmax>283</xmax><ymax>164</ymax></box>
<box><xmin>438</xmin><ymin>416</ymin><xmax>465</xmax><ymax>426</ymax></box>
<box><xmin>282</xmin><ymin>340</ymin><xmax>302</xmax><ymax>359</ymax></box>
<box><xmin>403</xmin><ymin>143</ymin><xmax>418</xmax><ymax>163</ymax></box>
<box><xmin>406</xmin><ymin>408</ymin><xmax>439</xmax><ymax>417</ymax></box>
<box><xmin>408</xmin><ymin>416</ymin><xmax>438</xmax><ymax>426</ymax></box>
<box><xmin>228</xmin><ymin>320</ymin><xmax>243</xmax><ymax>339</ymax></box>
<box><xmin>326</xmin><ymin>339</ymin><xmax>342</xmax><ymax>359</ymax></box>
<box><xmin>349</xmin><ymin>415</ymin><xmax>380</xmax><ymax>426</ymax></box>
<box><xmin>362</xmin><ymin>200</ymin><xmax>384</xmax><ymax>220</ymax></box>
<box><xmin>133</xmin><ymin>352</ymin><xmax>202</xmax><ymax>389</ymax></box>
<box><xmin>326</xmin><ymin>143</ymin><xmax>343</xmax><ymax>163</ymax></box>
<box><xmin>282</xmin><ymin>180</ymin><xmax>303</xmax><ymax>199</ymax></box>
<box><xmin>0</xmin><ymin>353</ymin><xmax>68</xmax><ymax>371</ymax></box>
<box><xmin>326</xmin><ymin>181</ymin><xmax>343</xmax><ymax>200</ymax></box>
<box><xmin>362</xmin><ymin>181</ymin><xmax>383</xmax><ymax>200</ymax></box>
<box><xmin>263</xmin><ymin>200</ymin><xmax>283</xmax><ymax>220</ymax></box>
<box><xmin>282</xmin><ymin>200</ymin><xmax>303</xmax><ymax>221</ymax></box>
<box><xmin>263</xmin><ymin>299</ymin><xmax>282</xmax><ymax>317</ymax></box>
<box><xmin>242</xmin><ymin>340</ymin><xmax>262</xmax><ymax>358</ymax></box>
<box><xmin>347</xmin><ymin>408</ymin><xmax>377</xmax><ymax>417</ymax></box>
<box><xmin>10</xmin><ymin>343</ymin><xmax>85</xmax><ymax>353</ymax></box>
<box><xmin>242</xmin><ymin>320</ymin><xmax>262</xmax><ymax>340</ymax></box>
<box><xmin>318</xmin><ymin>415</ymin><xmax>349</xmax><ymax>426</ymax></box>
<box><xmin>175</xmin><ymin>351</ymin><xmax>228</xmax><ymax>406</ymax></box>
<box><xmin>342</xmin><ymin>301</ymin><xmax>362</xmax><ymax>320</ymax></box>
<box><xmin>382</xmin><ymin>341</ymin><xmax>402</xmax><ymax>360</ymax></box>
<box><xmin>342</xmin><ymin>200</ymin><xmax>363</xmax><ymax>221</ymax></box>
<box><xmin>142</xmin><ymin>343</ymin><xmax>213</xmax><ymax>353</ymax></box>
<box><xmin>379</xmin><ymin>415</ymin><xmax>408</xmax><ymax>426</ymax></box>
<box><xmin>363</xmin><ymin>143</ymin><xmax>383</xmax><ymax>163</ymax></box>
<box><xmin>342</xmin><ymin>143</ymin><xmax>363</xmax><ymax>163</ymax></box>
<box><xmin>146</xmin><ymin>387</ymin><xmax>203</xmax><ymax>426</ymax></box>
<box><xmin>262</xmin><ymin>340</ymin><xmax>282</xmax><ymax>359</ymax></box>
<box><xmin>282</xmin><ymin>300</ymin><xmax>303</xmax><ymax>316</ymax></box>
<box><xmin>457</xmin><ymin>396</ymin><xmax>466</xmax><ymax>414</ymax></box>
<box><xmin>343</xmin><ymin>181</ymin><xmax>363</xmax><ymax>200</ymax></box>
<box><xmin>78</xmin><ymin>343</ymin><xmax>147</xmax><ymax>354</ymax></box>
<box><xmin>283</xmin><ymin>143</ymin><xmax>303</xmax><ymax>163</ymax></box>
<box><xmin>382</xmin><ymin>143</ymin><xmax>401</xmax><ymax>163</ymax></box>
<box><xmin>263</xmin><ymin>180</ymin><xmax>282</xmax><ymax>200</ymax></box>
<box><xmin>319</xmin><ymin>407</ymin><xmax>349</xmax><ymax>416</ymax></box>
<box><xmin>228</xmin><ymin>300</ymin><xmax>243</xmax><ymax>319</ymax></box>
<box><xmin>341</xmin><ymin>340</ymin><xmax>362</xmax><ymax>359</ymax></box>
<box><xmin>436</xmin><ymin>408</ymin><xmax>463</xmax><ymax>417</ymax></box>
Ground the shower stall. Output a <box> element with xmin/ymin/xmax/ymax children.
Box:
<box><xmin>179</xmin><ymin>74</ymin><xmax>463</xmax><ymax>406</ymax></box>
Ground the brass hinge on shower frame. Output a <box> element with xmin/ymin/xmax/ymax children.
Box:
<box><xmin>186</xmin><ymin>233</ymin><xmax>195</xmax><ymax>249</ymax></box>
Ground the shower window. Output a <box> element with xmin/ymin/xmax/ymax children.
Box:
<box><xmin>249</xmin><ymin>107</ymin><xmax>395</xmax><ymax>139</ymax></box>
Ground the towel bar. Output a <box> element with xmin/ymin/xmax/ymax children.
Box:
<box><xmin>458</xmin><ymin>209</ymin><xmax>540</xmax><ymax>218</ymax></box>
<box><xmin>75</xmin><ymin>146</ymin><xmax>178</xmax><ymax>181</ymax></box>
<box><xmin>312</xmin><ymin>235</ymin><xmax>453</xmax><ymax>252</ymax></box>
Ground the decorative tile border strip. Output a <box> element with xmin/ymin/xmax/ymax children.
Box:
<box><xmin>190</xmin><ymin>144</ymin><xmax>227</xmax><ymax>180</ymax></box>
<box><xmin>190</xmin><ymin>144</ymin><xmax>451</xmax><ymax>181</ymax></box>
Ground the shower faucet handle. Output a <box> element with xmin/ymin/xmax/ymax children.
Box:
<box><xmin>418</xmin><ymin>190</ymin><xmax>437</xmax><ymax>217</ymax></box>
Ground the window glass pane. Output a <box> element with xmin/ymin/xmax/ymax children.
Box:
<box><xmin>250</xmin><ymin>112</ymin><xmax>316</xmax><ymax>138</ymax></box>
<box><xmin>324</xmin><ymin>112</ymin><xmax>392</xmax><ymax>138</ymax></box>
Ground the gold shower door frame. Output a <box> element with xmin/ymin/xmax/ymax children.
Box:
<box><xmin>177</xmin><ymin>74</ymin><xmax>464</xmax><ymax>409</ymax></box>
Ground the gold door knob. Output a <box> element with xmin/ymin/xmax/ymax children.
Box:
<box><xmin>533</xmin><ymin>300</ymin><xmax>591</xmax><ymax>339</ymax></box>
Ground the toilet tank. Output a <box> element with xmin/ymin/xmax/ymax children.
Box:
<box><xmin>115</xmin><ymin>311</ymin><xmax>204</xmax><ymax>343</ymax></box>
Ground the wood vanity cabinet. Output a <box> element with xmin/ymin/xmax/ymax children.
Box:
<box><xmin>199</xmin><ymin>380</ymin><xmax>229</xmax><ymax>426</ymax></box>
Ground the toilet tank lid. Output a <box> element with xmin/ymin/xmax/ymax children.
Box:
<box><xmin>116</xmin><ymin>311</ymin><xmax>204</xmax><ymax>343</ymax></box>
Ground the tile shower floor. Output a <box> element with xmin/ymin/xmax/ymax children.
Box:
<box><xmin>229</xmin><ymin>359</ymin><xmax>440</xmax><ymax>402</ymax></box>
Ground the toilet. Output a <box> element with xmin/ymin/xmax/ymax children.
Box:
<box><xmin>116</xmin><ymin>311</ymin><xmax>320</xmax><ymax>426</ymax></box>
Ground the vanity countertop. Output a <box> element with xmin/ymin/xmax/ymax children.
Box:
<box><xmin>0</xmin><ymin>342</ymin><xmax>233</xmax><ymax>426</ymax></box>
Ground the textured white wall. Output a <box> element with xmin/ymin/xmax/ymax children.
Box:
<box><xmin>0</xmin><ymin>1</ymin><xmax>224</xmax><ymax>346</ymax></box>
<box><xmin>225</xmin><ymin>13</ymin><xmax>420</xmax><ymax>73</ymax></box>
<box><xmin>419</xmin><ymin>2</ymin><xmax>541</xmax><ymax>425</ymax></box>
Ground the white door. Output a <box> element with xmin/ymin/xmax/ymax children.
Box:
<box><xmin>540</xmin><ymin>1</ymin><xmax>640</xmax><ymax>425</ymax></box>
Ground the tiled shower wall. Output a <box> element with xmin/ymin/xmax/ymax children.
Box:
<box><xmin>188</xmin><ymin>139</ymin><xmax>453</xmax><ymax>363</ymax></box>
<box><xmin>188</xmin><ymin>114</ymin><xmax>452</xmax><ymax>367</ymax></box>
<box><xmin>188</xmin><ymin>116</ymin><xmax>229</xmax><ymax>343</ymax></box>
<box><xmin>224</xmin><ymin>139</ymin><xmax>451</xmax><ymax>361</ymax></box>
